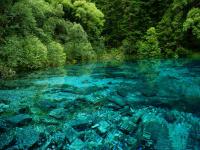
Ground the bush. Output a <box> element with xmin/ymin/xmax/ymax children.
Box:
<box><xmin>2</xmin><ymin>35</ymin><xmax>48</xmax><ymax>70</ymax></box>
<box><xmin>72</xmin><ymin>0</ymin><xmax>104</xmax><ymax>37</ymax></box>
<box><xmin>176</xmin><ymin>47</ymin><xmax>189</xmax><ymax>57</ymax></box>
<box><xmin>47</xmin><ymin>41</ymin><xmax>66</xmax><ymax>66</ymax></box>
<box><xmin>183</xmin><ymin>8</ymin><xmax>200</xmax><ymax>40</ymax></box>
<box><xmin>121</xmin><ymin>39</ymin><xmax>137</xmax><ymax>55</ymax></box>
<box><xmin>99</xmin><ymin>48</ymin><xmax>125</xmax><ymax>62</ymax></box>
<box><xmin>64</xmin><ymin>42</ymin><xmax>96</xmax><ymax>63</ymax></box>
<box><xmin>0</xmin><ymin>62</ymin><xmax>15</xmax><ymax>79</ymax></box>
<box><xmin>64</xmin><ymin>23</ymin><xmax>96</xmax><ymax>63</ymax></box>
<box><xmin>43</xmin><ymin>17</ymin><xmax>72</xmax><ymax>43</ymax></box>
<box><xmin>137</xmin><ymin>27</ymin><xmax>161</xmax><ymax>58</ymax></box>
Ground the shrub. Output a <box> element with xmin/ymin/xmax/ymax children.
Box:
<box><xmin>64</xmin><ymin>23</ymin><xmax>96</xmax><ymax>63</ymax></box>
<box><xmin>47</xmin><ymin>41</ymin><xmax>66</xmax><ymax>66</ymax></box>
<box><xmin>99</xmin><ymin>48</ymin><xmax>125</xmax><ymax>62</ymax></box>
<box><xmin>72</xmin><ymin>0</ymin><xmax>104</xmax><ymax>36</ymax></box>
<box><xmin>0</xmin><ymin>62</ymin><xmax>15</xmax><ymax>79</ymax></box>
<box><xmin>137</xmin><ymin>27</ymin><xmax>161</xmax><ymax>58</ymax></box>
<box><xmin>183</xmin><ymin>8</ymin><xmax>200</xmax><ymax>40</ymax></box>
<box><xmin>176</xmin><ymin>47</ymin><xmax>189</xmax><ymax>57</ymax></box>
<box><xmin>2</xmin><ymin>35</ymin><xmax>48</xmax><ymax>70</ymax></box>
<box><xmin>64</xmin><ymin>42</ymin><xmax>96</xmax><ymax>63</ymax></box>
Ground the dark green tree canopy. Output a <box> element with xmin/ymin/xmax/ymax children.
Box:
<box><xmin>0</xmin><ymin>0</ymin><xmax>200</xmax><ymax>78</ymax></box>
<box><xmin>0</xmin><ymin>0</ymin><xmax>104</xmax><ymax>78</ymax></box>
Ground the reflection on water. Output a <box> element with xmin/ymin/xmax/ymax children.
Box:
<box><xmin>0</xmin><ymin>59</ymin><xmax>200</xmax><ymax>149</ymax></box>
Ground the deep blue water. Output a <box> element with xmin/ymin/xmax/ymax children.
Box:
<box><xmin>0</xmin><ymin>59</ymin><xmax>200</xmax><ymax>149</ymax></box>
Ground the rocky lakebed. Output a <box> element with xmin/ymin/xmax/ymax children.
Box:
<box><xmin>0</xmin><ymin>59</ymin><xmax>200</xmax><ymax>150</ymax></box>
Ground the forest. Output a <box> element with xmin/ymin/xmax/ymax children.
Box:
<box><xmin>0</xmin><ymin>0</ymin><xmax>200</xmax><ymax>78</ymax></box>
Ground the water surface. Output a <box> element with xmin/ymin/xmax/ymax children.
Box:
<box><xmin>0</xmin><ymin>59</ymin><xmax>200</xmax><ymax>149</ymax></box>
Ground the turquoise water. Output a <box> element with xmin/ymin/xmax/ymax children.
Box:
<box><xmin>0</xmin><ymin>59</ymin><xmax>200</xmax><ymax>149</ymax></box>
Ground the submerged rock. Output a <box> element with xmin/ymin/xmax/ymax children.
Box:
<box><xmin>116</xmin><ymin>90</ymin><xmax>128</xmax><ymax>97</ymax></box>
<box><xmin>188</xmin><ymin>122</ymin><xmax>200</xmax><ymax>149</ymax></box>
<box><xmin>0</xmin><ymin>130</ymin><xmax>15</xmax><ymax>149</ymax></box>
<box><xmin>140</xmin><ymin>88</ymin><xmax>157</xmax><ymax>97</ymax></box>
<box><xmin>108</xmin><ymin>96</ymin><xmax>126</xmax><ymax>107</ymax></box>
<box><xmin>169</xmin><ymin>123</ymin><xmax>190</xmax><ymax>150</ymax></box>
<box><xmin>46</xmin><ymin>132</ymin><xmax>66</xmax><ymax>149</ymax></box>
<box><xmin>96</xmin><ymin>121</ymin><xmax>110</xmax><ymax>134</ymax></box>
<box><xmin>104</xmin><ymin>129</ymin><xmax>123</xmax><ymax>142</ymax></box>
<box><xmin>82</xmin><ymin>130</ymin><xmax>103</xmax><ymax>144</ymax></box>
<box><xmin>15</xmin><ymin>126</ymin><xmax>40</xmax><ymax>149</ymax></box>
<box><xmin>7</xmin><ymin>114</ymin><xmax>32</xmax><ymax>126</ymax></box>
<box><xmin>38</xmin><ymin>100</ymin><xmax>57</xmax><ymax>111</ymax></box>
<box><xmin>119</xmin><ymin>117</ymin><xmax>137</xmax><ymax>134</ymax></box>
<box><xmin>126</xmin><ymin>136</ymin><xmax>137</xmax><ymax>148</ymax></box>
<box><xmin>69</xmin><ymin>113</ymin><xmax>93</xmax><ymax>131</ymax></box>
<box><xmin>0</xmin><ymin>98</ymin><xmax>10</xmax><ymax>104</ymax></box>
<box><xmin>0</xmin><ymin>103</ymin><xmax>9</xmax><ymax>113</ymax></box>
<box><xmin>63</xmin><ymin>124</ymin><xmax>79</xmax><ymax>143</ymax></box>
<box><xmin>75</xmin><ymin>97</ymin><xmax>91</xmax><ymax>105</ymax></box>
<box><xmin>49</xmin><ymin>108</ymin><xmax>66</xmax><ymax>119</ymax></box>
<box><xmin>139</xmin><ymin>119</ymin><xmax>172</xmax><ymax>150</ymax></box>
<box><xmin>83</xmin><ymin>86</ymin><xmax>108</xmax><ymax>95</ymax></box>
<box><xmin>119</xmin><ymin>106</ymin><xmax>132</xmax><ymax>116</ymax></box>
<box><xmin>39</xmin><ymin>116</ymin><xmax>59</xmax><ymax>125</ymax></box>
<box><xmin>106</xmin><ymin>103</ymin><xmax>122</xmax><ymax>110</ymax></box>
<box><xmin>163</xmin><ymin>111</ymin><xmax>177</xmax><ymax>123</ymax></box>
<box><xmin>0</xmin><ymin>118</ymin><xmax>10</xmax><ymax>132</ymax></box>
<box><xmin>69</xmin><ymin>139</ymin><xmax>85</xmax><ymax>150</ymax></box>
<box><xmin>17</xmin><ymin>106</ymin><xmax>31</xmax><ymax>114</ymax></box>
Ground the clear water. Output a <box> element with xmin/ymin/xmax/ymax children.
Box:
<box><xmin>0</xmin><ymin>59</ymin><xmax>200</xmax><ymax>149</ymax></box>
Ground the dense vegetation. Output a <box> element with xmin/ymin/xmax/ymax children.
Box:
<box><xmin>93</xmin><ymin>0</ymin><xmax>200</xmax><ymax>57</ymax></box>
<box><xmin>0</xmin><ymin>0</ymin><xmax>200</xmax><ymax>78</ymax></box>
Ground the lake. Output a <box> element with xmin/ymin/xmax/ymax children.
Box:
<box><xmin>0</xmin><ymin>59</ymin><xmax>200</xmax><ymax>149</ymax></box>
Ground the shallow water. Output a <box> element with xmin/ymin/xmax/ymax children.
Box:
<box><xmin>0</xmin><ymin>59</ymin><xmax>200</xmax><ymax>149</ymax></box>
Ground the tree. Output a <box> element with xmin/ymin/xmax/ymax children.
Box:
<box><xmin>64</xmin><ymin>23</ymin><xmax>96</xmax><ymax>62</ymax></box>
<box><xmin>47</xmin><ymin>41</ymin><xmax>66</xmax><ymax>66</ymax></box>
<box><xmin>137</xmin><ymin>27</ymin><xmax>161</xmax><ymax>58</ymax></box>
<box><xmin>92</xmin><ymin>0</ymin><xmax>171</xmax><ymax>52</ymax></box>
<box><xmin>183</xmin><ymin>8</ymin><xmax>200</xmax><ymax>40</ymax></box>
<box><xmin>60</xmin><ymin>0</ymin><xmax>104</xmax><ymax>43</ymax></box>
<box><xmin>0</xmin><ymin>0</ymin><xmax>104</xmax><ymax>78</ymax></box>
<box><xmin>73</xmin><ymin>0</ymin><xmax>104</xmax><ymax>36</ymax></box>
<box><xmin>156</xmin><ymin>0</ymin><xmax>200</xmax><ymax>57</ymax></box>
<box><xmin>1</xmin><ymin>35</ymin><xmax>48</xmax><ymax>70</ymax></box>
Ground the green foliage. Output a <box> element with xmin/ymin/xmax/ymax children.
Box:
<box><xmin>183</xmin><ymin>8</ymin><xmax>200</xmax><ymax>40</ymax></box>
<box><xmin>47</xmin><ymin>41</ymin><xmax>66</xmax><ymax>66</ymax></box>
<box><xmin>64</xmin><ymin>23</ymin><xmax>96</xmax><ymax>63</ymax></box>
<box><xmin>0</xmin><ymin>0</ymin><xmax>199</xmax><ymax>78</ymax></box>
<box><xmin>92</xmin><ymin>0</ymin><xmax>199</xmax><ymax>57</ymax></box>
<box><xmin>59</xmin><ymin>0</ymin><xmax>105</xmax><ymax>47</ymax></box>
<box><xmin>176</xmin><ymin>47</ymin><xmax>189</xmax><ymax>57</ymax></box>
<box><xmin>65</xmin><ymin>42</ymin><xmax>96</xmax><ymax>63</ymax></box>
<box><xmin>156</xmin><ymin>6</ymin><xmax>185</xmax><ymax>55</ymax></box>
<box><xmin>0</xmin><ymin>0</ymin><xmax>104</xmax><ymax>78</ymax></box>
<box><xmin>43</xmin><ymin>18</ymin><xmax>96</xmax><ymax>63</ymax></box>
<box><xmin>0</xmin><ymin>62</ymin><xmax>15</xmax><ymax>79</ymax></box>
<box><xmin>43</xmin><ymin>17</ymin><xmax>72</xmax><ymax>43</ymax></box>
<box><xmin>7</xmin><ymin>0</ymin><xmax>57</xmax><ymax>36</ymax></box>
<box><xmin>99</xmin><ymin>48</ymin><xmax>125</xmax><ymax>63</ymax></box>
<box><xmin>73</xmin><ymin>0</ymin><xmax>104</xmax><ymax>36</ymax></box>
<box><xmin>137</xmin><ymin>27</ymin><xmax>161</xmax><ymax>58</ymax></box>
<box><xmin>156</xmin><ymin>0</ymin><xmax>200</xmax><ymax>56</ymax></box>
<box><xmin>2</xmin><ymin>35</ymin><xmax>48</xmax><ymax>70</ymax></box>
<box><xmin>120</xmin><ymin>39</ymin><xmax>136</xmax><ymax>55</ymax></box>
<box><xmin>92</xmin><ymin>0</ymin><xmax>171</xmax><ymax>51</ymax></box>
